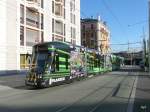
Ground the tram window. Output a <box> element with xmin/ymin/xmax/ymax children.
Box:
<box><xmin>66</xmin><ymin>55</ymin><xmax>68</xmax><ymax>69</ymax></box>
<box><xmin>90</xmin><ymin>58</ymin><xmax>91</xmax><ymax>68</ymax></box>
<box><xmin>90</xmin><ymin>57</ymin><xmax>93</xmax><ymax>70</ymax></box>
<box><xmin>97</xmin><ymin>60</ymin><xmax>99</xmax><ymax>67</ymax></box>
<box><xmin>51</xmin><ymin>55</ymin><xmax>55</xmax><ymax>72</ymax></box>
<box><xmin>98</xmin><ymin>59</ymin><xmax>100</xmax><ymax>67</ymax></box>
<box><xmin>97</xmin><ymin>59</ymin><xmax>99</xmax><ymax>67</ymax></box>
<box><xmin>56</xmin><ymin>54</ymin><xmax>59</xmax><ymax>71</ymax></box>
<box><xmin>90</xmin><ymin>58</ymin><xmax>92</xmax><ymax>69</ymax></box>
<box><xmin>46</xmin><ymin>55</ymin><xmax>51</xmax><ymax>70</ymax></box>
<box><xmin>94</xmin><ymin>59</ymin><xmax>97</xmax><ymax>67</ymax></box>
<box><xmin>91</xmin><ymin>58</ymin><xmax>94</xmax><ymax>70</ymax></box>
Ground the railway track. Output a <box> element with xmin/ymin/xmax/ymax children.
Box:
<box><xmin>54</xmin><ymin>73</ymin><xmax>131</xmax><ymax>112</ymax></box>
<box><xmin>0</xmin><ymin>72</ymin><xmax>137</xmax><ymax>112</ymax></box>
<box><xmin>0</xmin><ymin>73</ymin><xmax>115</xmax><ymax>101</ymax></box>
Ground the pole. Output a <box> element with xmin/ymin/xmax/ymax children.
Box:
<box><xmin>128</xmin><ymin>41</ymin><xmax>132</xmax><ymax>66</ymax></box>
<box><xmin>131</xmin><ymin>52</ymin><xmax>132</xmax><ymax>66</ymax></box>
<box><xmin>149</xmin><ymin>0</ymin><xmax>150</xmax><ymax>73</ymax></box>
<box><xmin>142</xmin><ymin>27</ymin><xmax>146</xmax><ymax>71</ymax></box>
<box><xmin>128</xmin><ymin>41</ymin><xmax>129</xmax><ymax>53</ymax></box>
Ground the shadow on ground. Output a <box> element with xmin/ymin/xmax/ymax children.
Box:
<box><xmin>0</xmin><ymin>100</ymin><xmax>149</xmax><ymax>112</ymax></box>
<box><xmin>0</xmin><ymin>102</ymin><xmax>128</xmax><ymax>112</ymax></box>
<box><xmin>0</xmin><ymin>66</ymin><xmax>148</xmax><ymax>90</ymax></box>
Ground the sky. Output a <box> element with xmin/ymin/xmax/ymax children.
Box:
<box><xmin>80</xmin><ymin>0</ymin><xmax>148</xmax><ymax>52</ymax></box>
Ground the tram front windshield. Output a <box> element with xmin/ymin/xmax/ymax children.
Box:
<box><xmin>36</xmin><ymin>53</ymin><xmax>47</xmax><ymax>69</ymax></box>
<box><xmin>30</xmin><ymin>44</ymin><xmax>52</xmax><ymax>74</ymax></box>
<box><xmin>31</xmin><ymin>51</ymin><xmax>48</xmax><ymax>73</ymax></box>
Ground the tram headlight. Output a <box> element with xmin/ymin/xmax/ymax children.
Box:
<box><xmin>38</xmin><ymin>74</ymin><xmax>42</xmax><ymax>79</ymax></box>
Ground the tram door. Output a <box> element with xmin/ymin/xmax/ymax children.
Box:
<box><xmin>50</xmin><ymin>52</ymin><xmax>59</xmax><ymax>72</ymax></box>
<box><xmin>52</xmin><ymin>52</ymin><xmax>69</xmax><ymax>73</ymax></box>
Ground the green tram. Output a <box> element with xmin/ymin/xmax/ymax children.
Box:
<box><xmin>25</xmin><ymin>41</ymin><xmax>112</xmax><ymax>87</ymax></box>
<box><xmin>111</xmin><ymin>55</ymin><xmax>124</xmax><ymax>71</ymax></box>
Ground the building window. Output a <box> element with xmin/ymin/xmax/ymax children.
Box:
<box><xmin>55</xmin><ymin>0</ymin><xmax>62</xmax><ymax>2</ymax></box>
<box><xmin>41</xmin><ymin>31</ymin><xmax>44</xmax><ymax>42</ymax></box>
<box><xmin>73</xmin><ymin>14</ymin><xmax>75</xmax><ymax>24</ymax></box>
<box><xmin>83</xmin><ymin>41</ymin><xmax>86</xmax><ymax>46</ymax></box>
<box><xmin>83</xmin><ymin>32</ymin><xmax>85</xmax><ymax>38</ymax></box>
<box><xmin>91</xmin><ymin>33</ymin><xmax>94</xmax><ymax>37</ymax></box>
<box><xmin>41</xmin><ymin>0</ymin><xmax>44</xmax><ymax>8</ymax></box>
<box><xmin>55</xmin><ymin>20</ymin><xmax>63</xmax><ymax>35</ymax></box>
<box><xmin>54</xmin><ymin>35</ymin><xmax>63</xmax><ymax>41</ymax></box>
<box><xmin>55</xmin><ymin>3</ymin><xmax>62</xmax><ymax>16</ymax></box>
<box><xmin>52</xmin><ymin>34</ymin><xmax>54</xmax><ymax>41</ymax></box>
<box><xmin>64</xmin><ymin>8</ymin><xmax>65</xmax><ymax>19</ymax></box>
<box><xmin>83</xmin><ymin>25</ymin><xmax>85</xmax><ymax>31</ymax></box>
<box><xmin>71</xmin><ymin>27</ymin><xmax>76</xmax><ymax>39</ymax></box>
<box><xmin>70</xmin><ymin>13</ymin><xmax>75</xmax><ymax>24</ymax></box>
<box><xmin>70</xmin><ymin>0</ymin><xmax>75</xmax><ymax>12</ymax></box>
<box><xmin>20</xmin><ymin>26</ymin><xmax>24</xmax><ymax>46</ymax></box>
<box><xmin>91</xmin><ymin>40</ymin><xmax>94</xmax><ymax>47</ymax></box>
<box><xmin>91</xmin><ymin>24</ymin><xmax>93</xmax><ymax>29</ymax></box>
<box><xmin>26</xmin><ymin>28</ymin><xmax>39</xmax><ymax>46</ymax></box>
<box><xmin>41</xmin><ymin>14</ymin><xmax>44</xmax><ymax>29</ymax></box>
<box><xmin>64</xmin><ymin>24</ymin><xmax>66</xmax><ymax>36</ymax></box>
<box><xmin>20</xmin><ymin>54</ymin><xmax>26</xmax><ymax>69</ymax></box>
<box><xmin>20</xmin><ymin>54</ymin><xmax>31</xmax><ymax>69</ymax></box>
<box><xmin>64</xmin><ymin>37</ymin><xmax>66</xmax><ymax>42</ymax></box>
<box><xmin>26</xmin><ymin>8</ymin><xmax>40</xmax><ymax>28</ymax></box>
<box><xmin>63</xmin><ymin>0</ymin><xmax>65</xmax><ymax>6</ymax></box>
<box><xmin>71</xmin><ymin>39</ymin><xmax>76</xmax><ymax>45</ymax></box>
<box><xmin>52</xmin><ymin>19</ymin><xmax>54</xmax><ymax>33</ymax></box>
<box><xmin>20</xmin><ymin>5</ymin><xmax>24</xmax><ymax>24</ymax></box>
<box><xmin>52</xmin><ymin>1</ymin><xmax>54</xmax><ymax>13</ymax></box>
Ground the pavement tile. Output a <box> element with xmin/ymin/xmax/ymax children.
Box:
<box><xmin>133</xmin><ymin>72</ymin><xmax>150</xmax><ymax>112</ymax></box>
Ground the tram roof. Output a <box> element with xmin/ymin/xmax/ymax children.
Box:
<box><xmin>34</xmin><ymin>41</ymin><xmax>75</xmax><ymax>52</ymax></box>
<box><xmin>34</xmin><ymin>41</ymin><xmax>104</xmax><ymax>55</ymax></box>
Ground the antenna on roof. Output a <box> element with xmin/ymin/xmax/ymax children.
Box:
<box><xmin>97</xmin><ymin>15</ymin><xmax>101</xmax><ymax>21</ymax></box>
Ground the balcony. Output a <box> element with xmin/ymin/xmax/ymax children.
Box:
<box><xmin>55</xmin><ymin>31</ymin><xmax>63</xmax><ymax>35</ymax></box>
<box><xmin>26</xmin><ymin>0</ymin><xmax>40</xmax><ymax>11</ymax></box>
<box><xmin>26</xmin><ymin>18</ymin><xmax>39</xmax><ymax>28</ymax></box>
<box><xmin>55</xmin><ymin>0</ymin><xmax>63</xmax><ymax>4</ymax></box>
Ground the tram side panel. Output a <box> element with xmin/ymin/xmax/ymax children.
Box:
<box><xmin>69</xmin><ymin>50</ymin><xmax>87</xmax><ymax>79</ymax></box>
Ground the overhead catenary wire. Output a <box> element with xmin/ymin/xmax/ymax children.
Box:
<box><xmin>110</xmin><ymin>41</ymin><xmax>142</xmax><ymax>46</ymax></box>
<box><xmin>128</xmin><ymin>20</ymin><xmax>148</xmax><ymax>27</ymax></box>
<box><xmin>101</xmin><ymin>0</ymin><xmax>128</xmax><ymax>38</ymax></box>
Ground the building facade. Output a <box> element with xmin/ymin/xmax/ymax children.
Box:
<box><xmin>0</xmin><ymin>0</ymin><xmax>80</xmax><ymax>74</ymax></box>
<box><xmin>81</xmin><ymin>18</ymin><xmax>110</xmax><ymax>54</ymax></box>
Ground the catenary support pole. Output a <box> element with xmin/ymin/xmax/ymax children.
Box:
<box><xmin>148</xmin><ymin>0</ymin><xmax>150</xmax><ymax>72</ymax></box>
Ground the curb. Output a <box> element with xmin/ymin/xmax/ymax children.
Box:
<box><xmin>0</xmin><ymin>70</ymin><xmax>27</xmax><ymax>77</ymax></box>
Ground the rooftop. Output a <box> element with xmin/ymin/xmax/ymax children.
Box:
<box><xmin>81</xmin><ymin>18</ymin><xmax>107</xmax><ymax>25</ymax></box>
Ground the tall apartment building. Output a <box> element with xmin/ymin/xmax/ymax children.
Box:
<box><xmin>81</xmin><ymin>18</ymin><xmax>110</xmax><ymax>54</ymax></box>
<box><xmin>0</xmin><ymin>0</ymin><xmax>80</xmax><ymax>74</ymax></box>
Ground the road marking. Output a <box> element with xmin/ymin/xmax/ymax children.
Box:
<box><xmin>54</xmin><ymin>76</ymin><xmax>117</xmax><ymax>112</ymax></box>
<box><xmin>0</xmin><ymin>85</ymin><xmax>12</xmax><ymax>91</ymax></box>
<box><xmin>127</xmin><ymin>74</ymin><xmax>138</xmax><ymax>112</ymax></box>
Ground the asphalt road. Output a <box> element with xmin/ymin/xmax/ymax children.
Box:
<box><xmin>133</xmin><ymin>72</ymin><xmax>150</xmax><ymax>112</ymax></box>
<box><xmin>0</xmin><ymin>66</ymin><xmax>145</xmax><ymax>112</ymax></box>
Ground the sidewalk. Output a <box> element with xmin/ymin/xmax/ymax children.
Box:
<box><xmin>133</xmin><ymin>72</ymin><xmax>150</xmax><ymax>112</ymax></box>
<box><xmin>0</xmin><ymin>70</ymin><xmax>27</xmax><ymax>77</ymax></box>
